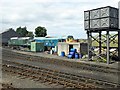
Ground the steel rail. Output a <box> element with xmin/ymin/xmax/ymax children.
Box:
<box><xmin>2</xmin><ymin>60</ymin><xmax>119</xmax><ymax>88</ymax></box>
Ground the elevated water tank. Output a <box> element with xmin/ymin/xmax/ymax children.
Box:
<box><xmin>84</xmin><ymin>6</ymin><xmax>119</xmax><ymax>31</ymax></box>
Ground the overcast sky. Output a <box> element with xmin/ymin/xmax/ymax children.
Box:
<box><xmin>1</xmin><ymin>0</ymin><xmax>119</xmax><ymax>38</ymax></box>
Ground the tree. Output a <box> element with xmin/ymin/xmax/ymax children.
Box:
<box><xmin>35</xmin><ymin>26</ymin><xmax>47</xmax><ymax>37</ymax></box>
<box><xmin>16</xmin><ymin>26</ymin><xmax>28</xmax><ymax>37</ymax></box>
<box><xmin>26</xmin><ymin>31</ymin><xmax>34</xmax><ymax>37</ymax></box>
<box><xmin>8</xmin><ymin>28</ymin><xmax>14</xmax><ymax>31</ymax></box>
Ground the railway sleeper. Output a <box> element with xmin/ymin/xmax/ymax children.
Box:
<box><xmin>59</xmin><ymin>74</ymin><xmax>72</xmax><ymax>79</ymax></box>
<box><xmin>49</xmin><ymin>75</ymin><xmax>58</xmax><ymax>80</ymax></box>
<box><xmin>49</xmin><ymin>78</ymin><xmax>59</xmax><ymax>84</ymax></box>
<box><xmin>4</xmin><ymin>60</ymin><xmax>117</xmax><ymax>77</ymax></box>
<box><xmin>3</xmin><ymin>64</ymin><xmax>107</xmax><ymax>87</ymax></box>
<box><xmin>2</xmin><ymin>69</ymin><xmax>103</xmax><ymax>88</ymax></box>
<box><xmin>69</xmin><ymin>81</ymin><xmax>85</xmax><ymax>87</ymax></box>
<box><xmin>44</xmin><ymin>77</ymin><xmax>55</xmax><ymax>83</ymax></box>
<box><xmin>63</xmin><ymin>83</ymin><xmax>75</xmax><ymax>88</ymax></box>
<box><xmin>93</xmin><ymin>80</ymin><xmax>117</xmax><ymax>88</ymax></box>
<box><xmin>3</xmin><ymin>62</ymin><xmax>117</xmax><ymax>88</ymax></box>
<box><xmin>67</xmin><ymin>79</ymin><xmax>94</xmax><ymax>88</ymax></box>
<box><xmin>35</xmin><ymin>76</ymin><xmax>44</xmax><ymax>81</ymax></box>
<box><xmin>103</xmin><ymin>82</ymin><xmax>118</xmax><ymax>88</ymax></box>
<box><xmin>59</xmin><ymin>80</ymin><xmax>84</xmax><ymax>88</ymax></box>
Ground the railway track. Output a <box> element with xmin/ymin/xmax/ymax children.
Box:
<box><xmin>2</xmin><ymin>60</ymin><xmax>119</xmax><ymax>88</ymax></box>
<box><xmin>2</xmin><ymin>49</ymin><xmax>119</xmax><ymax>75</ymax></box>
<box><xmin>2</xmin><ymin>60</ymin><xmax>96</xmax><ymax>88</ymax></box>
<box><xmin>1</xmin><ymin>83</ymin><xmax>19</xmax><ymax>90</ymax></box>
<box><xmin>2</xmin><ymin>48</ymin><xmax>120</xmax><ymax>88</ymax></box>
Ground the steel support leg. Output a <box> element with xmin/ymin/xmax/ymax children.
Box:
<box><xmin>99</xmin><ymin>31</ymin><xmax>102</xmax><ymax>54</ymax></box>
<box><xmin>87</xmin><ymin>31</ymin><xmax>92</xmax><ymax>60</ymax></box>
<box><xmin>87</xmin><ymin>31</ymin><xmax>90</xmax><ymax>60</ymax></box>
<box><xmin>89</xmin><ymin>32</ymin><xmax>92</xmax><ymax>60</ymax></box>
<box><xmin>106</xmin><ymin>31</ymin><xmax>110</xmax><ymax>64</ymax></box>
<box><xmin>118</xmin><ymin>31</ymin><xmax>120</xmax><ymax>60</ymax></box>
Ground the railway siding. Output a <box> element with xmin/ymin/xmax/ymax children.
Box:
<box><xmin>2</xmin><ymin>63</ymin><xmax>96</xmax><ymax>88</ymax></box>
<box><xmin>2</xmin><ymin>60</ymin><xmax>120</xmax><ymax>88</ymax></box>
<box><xmin>2</xmin><ymin>48</ymin><xmax>119</xmax><ymax>70</ymax></box>
<box><xmin>2</xmin><ymin>50</ymin><xmax>119</xmax><ymax>74</ymax></box>
<box><xmin>2</xmin><ymin>48</ymin><xmax>120</xmax><ymax>88</ymax></box>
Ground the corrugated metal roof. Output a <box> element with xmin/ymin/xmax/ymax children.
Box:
<box><xmin>11</xmin><ymin>37</ymin><xmax>19</xmax><ymax>39</ymax></box>
<box><xmin>10</xmin><ymin>37</ymin><xmax>31</xmax><ymax>40</ymax></box>
<box><xmin>19</xmin><ymin>37</ymin><xmax>31</xmax><ymax>39</ymax></box>
<box><xmin>34</xmin><ymin>37</ymin><xmax>66</xmax><ymax>40</ymax></box>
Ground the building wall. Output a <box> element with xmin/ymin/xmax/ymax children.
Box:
<box><xmin>58</xmin><ymin>42</ymin><xmax>68</xmax><ymax>56</ymax></box>
<box><xmin>31</xmin><ymin>42</ymin><xmax>44</xmax><ymax>52</ymax></box>
<box><xmin>58</xmin><ymin>42</ymin><xmax>81</xmax><ymax>56</ymax></box>
<box><xmin>73</xmin><ymin>44</ymin><xmax>80</xmax><ymax>52</ymax></box>
<box><xmin>80</xmin><ymin>43</ymin><xmax>88</xmax><ymax>54</ymax></box>
<box><xmin>0</xmin><ymin>29</ymin><xmax>21</xmax><ymax>45</ymax></box>
<box><xmin>34</xmin><ymin>39</ymin><xmax>58</xmax><ymax>47</ymax></box>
